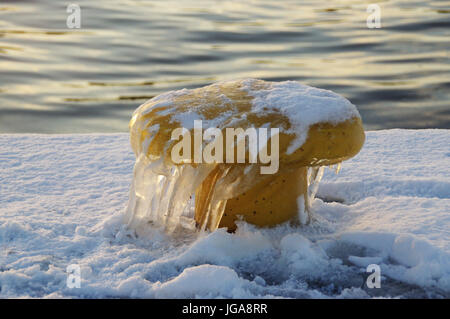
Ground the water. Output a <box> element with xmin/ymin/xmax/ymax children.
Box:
<box><xmin>0</xmin><ymin>0</ymin><xmax>449</xmax><ymax>133</ymax></box>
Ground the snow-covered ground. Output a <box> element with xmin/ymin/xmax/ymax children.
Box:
<box><xmin>0</xmin><ymin>130</ymin><xmax>449</xmax><ymax>298</ymax></box>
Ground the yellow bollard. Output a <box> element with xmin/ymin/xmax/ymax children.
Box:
<box><xmin>128</xmin><ymin>79</ymin><xmax>365</xmax><ymax>232</ymax></box>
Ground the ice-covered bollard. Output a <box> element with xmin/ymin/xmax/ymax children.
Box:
<box><xmin>125</xmin><ymin>79</ymin><xmax>365</xmax><ymax>233</ymax></box>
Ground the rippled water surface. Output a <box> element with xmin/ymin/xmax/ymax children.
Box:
<box><xmin>0</xmin><ymin>0</ymin><xmax>449</xmax><ymax>133</ymax></box>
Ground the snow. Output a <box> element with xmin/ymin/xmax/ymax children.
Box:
<box><xmin>241</xmin><ymin>79</ymin><xmax>361</xmax><ymax>154</ymax></box>
<box><xmin>0</xmin><ymin>129</ymin><xmax>449</xmax><ymax>298</ymax></box>
<box><xmin>132</xmin><ymin>79</ymin><xmax>361</xmax><ymax>155</ymax></box>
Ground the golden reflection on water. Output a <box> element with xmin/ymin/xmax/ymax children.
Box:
<box><xmin>0</xmin><ymin>0</ymin><xmax>449</xmax><ymax>132</ymax></box>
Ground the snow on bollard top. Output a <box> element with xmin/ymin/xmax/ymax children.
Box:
<box><xmin>240</xmin><ymin>78</ymin><xmax>362</xmax><ymax>154</ymax></box>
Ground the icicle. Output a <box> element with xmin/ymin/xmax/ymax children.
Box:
<box><xmin>297</xmin><ymin>195</ymin><xmax>308</xmax><ymax>225</ymax></box>
<box><xmin>335</xmin><ymin>162</ymin><xmax>342</xmax><ymax>174</ymax></box>
<box><xmin>307</xmin><ymin>166</ymin><xmax>324</xmax><ymax>205</ymax></box>
<box><xmin>124</xmin><ymin>154</ymin><xmax>216</xmax><ymax>234</ymax></box>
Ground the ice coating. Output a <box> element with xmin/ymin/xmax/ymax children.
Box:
<box><xmin>124</xmin><ymin>160</ymin><xmax>327</xmax><ymax>233</ymax></box>
<box><xmin>124</xmin><ymin>154</ymin><xmax>216</xmax><ymax>233</ymax></box>
<box><xmin>125</xmin><ymin>79</ymin><xmax>365</xmax><ymax>233</ymax></box>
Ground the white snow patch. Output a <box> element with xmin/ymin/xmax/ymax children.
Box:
<box><xmin>155</xmin><ymin>265</ymin><xmax>251</xmax><ymax>299</ymax></box>
<box><xmin>241</xmin><ymin>79</ymin><xmax>361</xmax><ymax>154</ymax></box>
<box><xmin>0</xmin><ymin>129</ymin><xmax>449</xmax><ymax>298</ymax></box>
